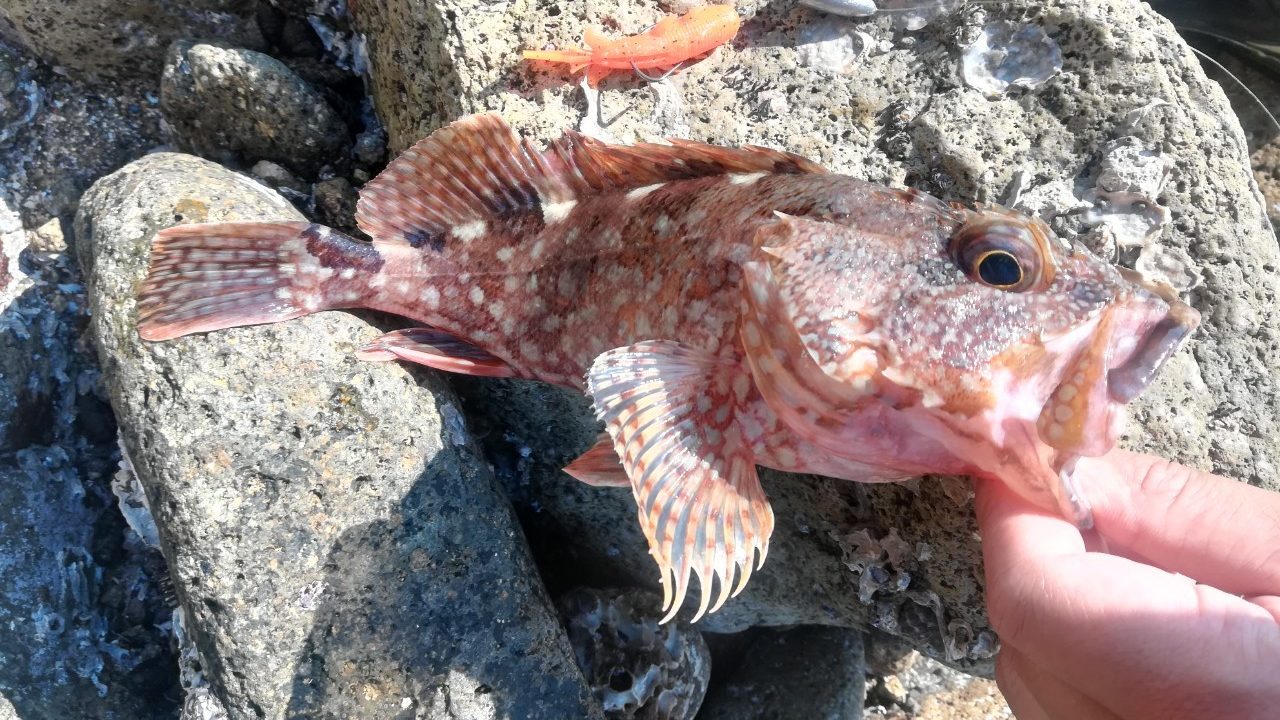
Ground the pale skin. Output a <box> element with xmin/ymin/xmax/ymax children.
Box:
<box><xmin>976</xmin><ymin>449</ymin><xmax>1280</xmax><ymax>719</ymax></box>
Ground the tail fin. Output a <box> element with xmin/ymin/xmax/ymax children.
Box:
<box><xmin>137</xmin><ymin>221</ymin><xmax>383</xmax><ymax>341</ymax></box>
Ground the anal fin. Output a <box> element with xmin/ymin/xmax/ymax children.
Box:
<box><xmin>356</xmin><ymin>328</ymin><xmax>516</xmax><ymax>378</ymax></box>
<box><xmin>586</xmin><ymin>340</ymin><xmax>774</xmax><ymax>623</ymax></box>
<box><xmin>563</xmin><ymin>434</ymin><xmax>630</xmax><ymax>487</ymax></box>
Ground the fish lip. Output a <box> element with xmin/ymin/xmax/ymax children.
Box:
<box><xmin>1106</xmin><ymin>299</ymin><xmax>1200</xmax><ymax>403</ymax></box>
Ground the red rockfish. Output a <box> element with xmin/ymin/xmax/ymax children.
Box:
<box><xmin>137</xmin><ymin>114</ymin><xmax>1199</xmax><ymax>623</ymax></box>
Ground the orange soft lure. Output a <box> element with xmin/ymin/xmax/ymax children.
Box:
<box><xmin>523</xmin><ymin>4</ymin><xmax>741</xmax><ymax>86</ymax></box>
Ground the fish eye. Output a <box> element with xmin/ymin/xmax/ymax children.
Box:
<box><xmin>948</xmin><ymin>215</ymin><xmax>1050</xmax><ymax>292</ymax></box>
<box><xmin>975</xmin><ymin>250</ymin><xmax>1023</xmax><ymax>288</ymax></box>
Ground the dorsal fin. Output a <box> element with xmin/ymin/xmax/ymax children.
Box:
<box><xmin>355</xmin><ymin>113</ymin><xmax>827</xmax><ymax>248</ymax></box>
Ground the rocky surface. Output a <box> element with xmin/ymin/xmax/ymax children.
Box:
<box><xmin>559</xmin><ymin>588</ymin><xmax>710</xmax><ymax>719</ymax></box>
<box><xmin>864</xmin><ymin>640</ymin><xmax>1011</xmax><ymax>720</ymax></box>
<box><xmin>370</xmin><ymin>0</ymin><xmax>1279</xmax><ymax>671</ymax></box>
<box><xmin>0</xmin><ymin>0</ymin><xmax>262</xmax><ymax>80</ymax></box>
<box><xmin>0</xmin><ymin>37</ymin><xmax>179</xmax><ymax>720</ymax></box>
<box><xmin>74</xmin><ymin>153</ymin><xmax>602</xmax><ymax>720</ymax></box>
<box><xmin>161</xmin><ymin>41</ymin><xmax>351</xmax><ymax>178</ymax></box>
<box><xmin>699</xmin><ymin>626</ymin><xmax>865</xmax><ymax>720</ymax></box>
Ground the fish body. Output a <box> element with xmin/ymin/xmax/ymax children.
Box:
<box><xmin>138</xmin><ymin>114</ymin><xmax>1199</xmax><ymax>622</ymax></box>
<box><xmin>522</xmin><ymin>5</ymin><xmax>741</xmax><ymax>86</ymax></box>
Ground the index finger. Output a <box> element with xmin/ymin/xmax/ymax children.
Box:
<box><xmin>1075</xmin><ymin>450</ymin><xmax>1280</xmax><ymax>598</ymax></box>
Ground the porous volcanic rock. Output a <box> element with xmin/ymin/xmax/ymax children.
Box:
<box><xmin>0</xmin><ymin>0</ymin><xmax>262</xmax><ymax>80</ymax></box>
<box><xmin>161</xmin><ymin>41</ymin><xmax>349</xmax><ymax>178</ymax></box>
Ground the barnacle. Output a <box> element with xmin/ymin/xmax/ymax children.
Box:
<box><xmin>559</xmin><ymin>588</ymin><xmax>711</xmax><ymax>720</ymax></box>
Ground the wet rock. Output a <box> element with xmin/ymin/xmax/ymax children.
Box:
<box><xmin>0</xmin><ymin>35</ymin><xmax>179</xmax><ymax>717</ymax></box>
<box><xmin>698</xmin><ymin>626</ymin><xmax>865</xmax><ymax>720</ymax></box>
<box><xmin>160</xmin><ymin>41</ymin><xmax>349</xmax><ymax>177</ymax></box>
<box><xmin>0</xmin><ymin>0</ymin><xmax>262</xmax><ymax>80</ymax></box>
<box><xmin>0</xmin><ymin>449</ymin><xmax>178</xmax><ymax>720</ymax></box>
<box><xmin>74</xmin><ymin>153</ymin><xmax>603</xmax><ymax>720</ymax></box>
<box><xmin>559</xmin><ymin>588</ymin><xmax>710</xmax><ymax>719</ymax></box>
<box><xmin>312</xmin><ymin>176</ymin><xmax>358</xmax><ymax>231</ymax></box>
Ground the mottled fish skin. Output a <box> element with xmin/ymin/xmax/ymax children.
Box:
<box><xmin>137</xmin><ymin>113</ymin><xmax>1200</xmax><ymax>623</ymax></box>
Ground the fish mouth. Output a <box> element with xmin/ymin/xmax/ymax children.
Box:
<box><xmin>1106</xmin><ymin>273</ymin><xmax>1201</xmax><ymax>403</ymax></box>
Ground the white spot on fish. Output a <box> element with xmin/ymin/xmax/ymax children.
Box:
<box><xmin>453</xmin><ymin>220</ymin><xmax>487</xmax><ymax>241</ymax></box>
<box><xmin>542</xmin><ymin>199</ymin><xmax>577</xmax><ymax>223</ymax></box>
<box><xmin>626</xmin><ymin>183</ymin><xmax>664</xmax><ymax>201</ymax></box>
<box><xmin>339</xmin><ymin>268</ymin><xmax>357</xmax><ymax>280</ymax></box>
<box><xmin>275</xmin><ymin>287</ymin><xmax>292</xmax><ymax>300</ymax></box>
<box><xmin>496</xmin><ymin>247</ymin><xmax>516</xmax><ymax>263</ymax></box>
<box><xmin>654</xmin><ymin>215</ymin><xmax>672</xmax><ymax>237</ymax></box>
<box><xmin>469</xmin><ymin>286</ymin><xmax>486</xmax><ymax>305</ymax></box>
<box><xmin>729</xmin><ymin>172</ymin><xmax>767</xmax><ymax>185</ymax></box>
<box><xmin>422</xmin><ymin>286</ymin><xmax>440</xmax><ymax>308</ymax></box>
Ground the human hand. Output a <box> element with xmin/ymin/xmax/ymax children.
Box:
<box><xmin>975</xmin><ymin>449</ymin><xmax>1280</xmax><ymax>720</ymax></box>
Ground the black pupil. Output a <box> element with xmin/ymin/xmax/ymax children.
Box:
<box><xmin>977</xmin><ymin>252</ymin><xmax>1022</xmax><ymax>287</ymax></box>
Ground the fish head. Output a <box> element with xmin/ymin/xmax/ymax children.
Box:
<box><xmin>740</xmin><ymin>205</ymin><xmax>1200</xmax><ymax>523</ymax></box>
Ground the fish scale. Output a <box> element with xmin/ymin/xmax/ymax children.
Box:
<box><xmin>136</xmin><ymin>113</ymin><xmax>1199</xmax><ymax>624</ymax></box>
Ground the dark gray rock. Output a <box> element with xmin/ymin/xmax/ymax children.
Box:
<box><xmin>698</xmin><ymin>626</ymin><xmax>865</xmax><ymax>720</ymax></box>
<box><xmin>0</xmin><ymin>40</ymin><xmax>164</xmax><ymax>228</ymax></box>
<box><xmin>559</xmin><ymin>588</ymin><xmax>710</xmax><ymax>719</ymax></box>
<box><xmin>0</xmin><ymin>39</ymin><xmax>178</xmax><ymax>719</ymax></box>
<box><xmin>0</xmin><ymin>0</ymin><xmax>262</xmax><ymax>81</ymax></box>
<box><xmin>160</xmin><ymin>41</ymin><xmax>349</xmax><ymax>178</ymax></box>
<box><xmin>0</xmin><ymin>446</ymin><xmax>179</xmax><ymax>720</ymax></box>
<box><xmin>74</xmin><ymin>152</ymin><xmax>603</xmax><ymax>720</ymax></box>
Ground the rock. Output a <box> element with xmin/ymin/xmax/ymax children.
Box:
<box><xmin>0</xmin><ymin>38</ymin><xmax>179</xmax><ymax>718</ymax></box>
<box><xmin>0</xmin><ymin>0</ymin><xmax>262</xmax><ymax>80</ymax></box>
<box><xmin>160</xmin><ymin>41</ymin><xmax>349</xmax><ymax>178</ymax></box>
<box><xmin>0</xmin><ymin>41</ymin><xmax>165</xmax><ymax>227</ymax></box>
<box><xmin>864</xmin><ymin>649</ymin><xmax>1010</xmax><ymax>720</ymax></box>
<box><xmin>312</xmin><ymin>176</ymin><xmax>358</xmax><ymax>231</ymax></box>
<box><xmin>0</xmin><ymin>449</ymin><xmax>180</xmax><ymax>720</ymax></box>
<box><xmin>697</xmin><ymin>626</ymin><xmax>865</xmax><ymax>720</ymax></box>
<box><xmin>73</xmin><ymin>152</ymin><xmax>603</xmax><ymax>720</ymax></box>
<box><xmin>249</xmin><ymin>160</ymin><xmax>308</xmax><ymax>194</ymax></box>
<box><xmin>559</xmin><ymin>588</ymin><xmax>710</xmax><ymax>719</ymax></box>
<box><xmin>373</xmin><ymin>0</ymin><xmax>1279</xmax><ymax>671</ymax></box>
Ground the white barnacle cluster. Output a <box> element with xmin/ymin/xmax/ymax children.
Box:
<box><xmin>1081</xmin><ymin>137</ymin><xmax>1201</xmax><ymax>293</ymax></box>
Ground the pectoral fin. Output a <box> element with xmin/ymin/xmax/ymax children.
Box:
<box><xmin>586</xmin><ymin>340</ymin><xmax>774</xmax><ymax>623</ymax></box>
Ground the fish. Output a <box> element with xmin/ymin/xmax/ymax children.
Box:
<box><xmin>522</xmin><ymin>4</ymin><xmax>741</xmax><ymax>86</ymax></box>
<box><xmin>136</xmin><ymin>113</ymin><xmax>1200</xmax><ymax>623</ymax></box>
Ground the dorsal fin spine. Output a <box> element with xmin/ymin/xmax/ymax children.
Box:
<box><xmin>355</xmin><ymin>113</ymin><xmax>828</xmax><ymax>249</ymax></box>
